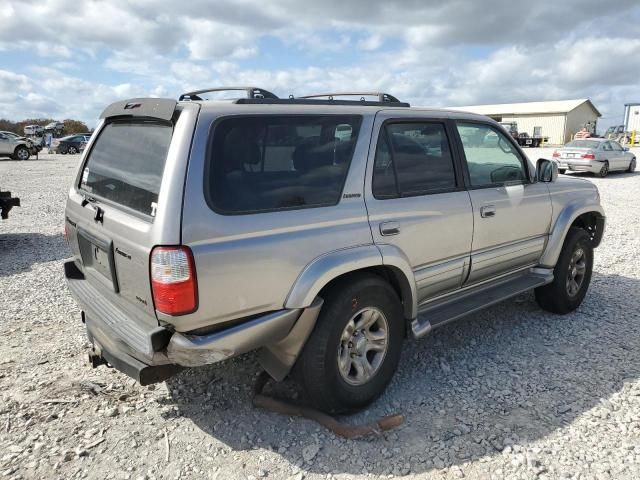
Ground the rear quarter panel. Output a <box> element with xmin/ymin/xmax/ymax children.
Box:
<box><xmin>177</xmin><ymin>107</ymin><xmax>376</xmax><ymax>332</ymax></box>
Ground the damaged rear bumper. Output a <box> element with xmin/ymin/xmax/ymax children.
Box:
<box><xmin>65</xmin><ymin>260</ymin><xmax>320</xmax><ymax>384</ymax></box>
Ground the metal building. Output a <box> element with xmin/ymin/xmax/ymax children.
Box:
<box><xmin>624</xmin><ymin>102</ymin><xmax>640</xmax><ymax>133</ymax></box>
<box><xmin>448</xmin><ymin>99</ymin><xmax>601</xmax><ymax>145</ymax></box>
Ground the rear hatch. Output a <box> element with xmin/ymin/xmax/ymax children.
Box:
<box><xmin>65</xmin><ymin>99</ymin><xmax>199</xmax><ymax>329</ymax></box>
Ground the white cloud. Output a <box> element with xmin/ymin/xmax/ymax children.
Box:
<box><xmin>0</xmin><ymin>0</ymin><xmax>639</xmax><ymax>132</ymax></box>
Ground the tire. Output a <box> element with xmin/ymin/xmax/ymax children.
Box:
<box><xmin>295</xmin><ymin>273</ymin><xmax>405</xmax><ymax>413</ymax></box>
<box><xmin>12</xmin><ymin>146</ymin><xmax>30</xmax><ymax>161</ymax></box>
<box><xmin>558</xmin><ymin>169</ymin><xmax>566</xmax><ymax>175</ymax></box>
<box><xmin>535</xmin><ymin>228</ymin><xmax>593</xmax><ymax>314</ymax></box>
<box><xmin>67</xmin><ymin>146</ymin><xmax>78</xmax><ymax>154</ymax></box>
<box><xmin>628</xmin><ymin>158</ymin><xmax>636</xmax><ymax>173</ymax></box>
<box><xmin>597</xmin><ymin>161</ymin><xmax>609</xmax><ymax>178</ymax></box>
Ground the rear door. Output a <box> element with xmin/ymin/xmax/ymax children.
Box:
<box><xmin>364</xmin><ymin>113</ymin><xmax>473</xmax><ymax>303</ymax></box>
<box><xmin>65</xmin><ymin>100</ymin><xmax>199</xmax><ymax>328</ymax></box>
<box><xmin>454</xmin><ymin>121</ymin><xmax>552</xmax><ymax>284</ymax></box>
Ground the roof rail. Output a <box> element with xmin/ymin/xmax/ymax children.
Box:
<box><xmin>299</xmin><ymin>91</ymin><xmax>404</xmax><ymax>104</ymax></box>
<box><xmin>179</xmin><ymin>87</ymin><xmax>279</xmax><ymax>101</ymax></box>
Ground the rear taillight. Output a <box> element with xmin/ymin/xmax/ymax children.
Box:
<box><xmin>581</xmin><ymin>153</ymin><xmax>596</xmax><ymax>160</ymax></box>
<box><xmin>552</xmin><ymin>150</ymin><xmax>560</xmax><ymax>158</ymax></box>
<box><xmin>150</xmin><ymin>246</ymin><xmax>198</xmax><ymax>315</ymax></box>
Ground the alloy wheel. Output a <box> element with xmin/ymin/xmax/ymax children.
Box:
<box><xmin>337</xmin><ymin>307</ymin><xmax>389</xmax><ymax>386</ymax></box>
<box><xmin>566</xmin><ymin>247</ymin><xmax>586</xmax><ymax>297</ymax></box>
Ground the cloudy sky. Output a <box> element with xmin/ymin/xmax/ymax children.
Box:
<box><xmin>1</xmin><ymin>0</ymin><xmax>639</xmax><ymax>130</ymax></box>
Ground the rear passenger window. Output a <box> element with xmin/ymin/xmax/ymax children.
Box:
<box><xmin>456</xmin><ymin>122</ymin><xmax>527</xmax><ymax>187</ymax></box>
<box><xmin>372</xmin><ymin>122</ymin><xmax>457</xmax><ymax>199</ymax></box>
<box><xmin>206</xmin><ymin>115</ymin><xmax>361</xmax><ymax>214</ymax></box>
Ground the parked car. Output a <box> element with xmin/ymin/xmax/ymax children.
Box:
<box><xmin>0</xmin><ymin>131</ymin><xmax>31</xmax><ymax>160</ymax></box>
<box><xmin>552</xmin><ymin>138</ymin><xmax>636</xmax><ymax>177</ymax></box>
<box><xmin>64</xmin><ymin>88</ymin><xmax>605</xmax><ymax>413</ymax></box>
<box><xmin>55</xmin><ymin>134</ymin><xmax>91</xmax><ymax>154</ymax></box>
<box><xmin>23</xmin><ymin>125</ymin><xmax>44</xmax><ymax>136</ymax></box>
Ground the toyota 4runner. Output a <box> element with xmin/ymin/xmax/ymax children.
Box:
<box><xmin>64</xmin><ymin>87</ymin><xmax>605</xmax><ymax>413</ymax></box>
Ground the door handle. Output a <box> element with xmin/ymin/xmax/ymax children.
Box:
<box><xmin>480</xmin><ymin>205</ymin><xmax>496</xmax><ymax>218</ymax></box>
<box><xmin>380</xmin><ymin>221</ymin><xmax>400</xmax><ymax>236</ymax></box>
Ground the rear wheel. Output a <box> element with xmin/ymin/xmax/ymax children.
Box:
<box><xmin>13</xmin><ymin>146</ymin><xmax>30</xmax><ymax>161</ymax></box>
<box><xmin>558</xmin><ymin>168</ymin><xmax>566</xmax><ymax>175</ymax></box>
<box><xmin>295</xmin><ymin>273</ymin><xmax>404</xmax><ymax>413</ymax></box>
<box><xmin>628</xmin><ymin>158</ymin><xmax>636</xmax><ymax>173</ymax></box>
<box><xmin>535</xmin><ymin>228</ymin><xmax>593</xmax><ymax>314</ymax></box>
<box><xmin>597</xmin><ymin>161</ymin><xmax>609</xmax><ymax>178</ymax></box>
<box><xmin>67</xmin><ymin>145</ymin><xmax>78</xmax><ymax>154</ymax></box>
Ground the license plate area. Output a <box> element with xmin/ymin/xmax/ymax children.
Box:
<box><xmin>77</xmin><ymin>227</ymin><xmax>119</xmax><ymax>292</ymax></box>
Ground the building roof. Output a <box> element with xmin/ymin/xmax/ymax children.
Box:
<box><xmin>447</xmin><ymin>99</ymin><xmax>601</xmax><ymax>117</ymax></box>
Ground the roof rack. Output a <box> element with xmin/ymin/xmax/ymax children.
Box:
<box><xmin>235</xmin><ymin>98</ymin><xmax>410</xmax><ymax>107</ymax></box>
<box><xmin>179</xmin><ymin>87</ymin><xmax>278</xmax><ymax>101</ymax></box>
<box><xmin>299</xmin><ymin>91</ymin><xmax>404</xmax><ymax>104</ymax></box>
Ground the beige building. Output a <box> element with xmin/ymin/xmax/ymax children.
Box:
<box><xmin>448</xmin><ymin>99</ymin><xmax>601</xmax><ymax>145</ymax></box>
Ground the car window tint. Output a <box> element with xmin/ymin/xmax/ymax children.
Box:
<box><xmin>610</xmin><ymin>141</ymin><xmax>623</xmax><ymax>151</ymax></box>
<box><xmin>456</xmin><ymin>122</ymin><xmax>527</xmax><ymax>187</ymax></box>
<box><xmin>80</xmin><ymin>120</ymin><xmax>173</xmax><ymax>216</ymax></box>
<box><xmin>372</xmin><ymin>122</ymin><xmax>456</xmax><ymax>198</ymax></box>
<box><xmin>206</xmin><ymin>115</ymin><xmax>362</xmax><ymax>214</ymax></box>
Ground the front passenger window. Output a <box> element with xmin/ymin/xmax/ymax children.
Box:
<box><xmin>456</xmin><ymin>122</ymin><xmax>527</xmax><ymax>187</ymax></box>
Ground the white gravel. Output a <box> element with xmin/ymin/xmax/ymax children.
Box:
<box><xmin>1</xmin><ymin>149</ymin><xmax>640</xmax><ymax>480</ymax></box>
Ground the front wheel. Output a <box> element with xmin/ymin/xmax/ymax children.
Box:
<box><xmin>535</xmin><ymin>228</ymin><xmax>593</xmax><ymax>314</ymax></box>
<box><xmin>67</xmin><ymin>145</ymin><xmax>78</xmax><ymax>154</ymax></box>
<box><xmin>558</xmin><ymin>168</ymin><xmax>566</xmax><ymax>175</ymax></box>
<box><xmin>13</xmin><ymin>146</ymin><xmax>30</xmax><ymax>161</ymax></box>
<box><xmin>628</xmin><ymin>158</ymin><xmax>636</xmax><ymax>173</ymax></box>
<box><xmin>597</xmin><ymin>161</ymin><xmax>609</xmax><ymax>178</ymax></box>
<box><xmin>295</xmin><ymin>273</ymin><xmax>404</xmax><ymax>413</ymax></box>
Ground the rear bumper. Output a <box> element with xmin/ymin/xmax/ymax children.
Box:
<box><xmin>65</xmin><ymin>260</ymin><xmax>305</xmax><ymax>383</ymax></box>
<box><xmin>560</xmin><ymin>159</ymin><xmax>604</xmax><ymax>173</ymax></box>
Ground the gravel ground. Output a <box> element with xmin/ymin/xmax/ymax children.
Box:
<box><xmin>1</xmin><ymin>149</ymin><xmax>639</xmax><ymax>480</ymax></box>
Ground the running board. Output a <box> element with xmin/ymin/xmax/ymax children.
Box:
<box><xmin>411</xmin><ymin>269</ymin><xmax>554</xmax><ymax>339</ymax></box>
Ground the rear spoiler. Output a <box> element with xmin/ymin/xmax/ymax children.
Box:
<box><xmin>99</xmin><ymin>98</ymin><xmax>177</xmax><ymax>121</ymax></box>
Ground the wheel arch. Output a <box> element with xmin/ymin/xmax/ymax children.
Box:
<box><xmin>284</xmin><ymin>244</ymin><xmax>417</xmax><ymax>320</ymax></box>
<box><xmin>539</xmin><ymin>204</ymin><xmax>605</xmax><ymax>267</ymax></box>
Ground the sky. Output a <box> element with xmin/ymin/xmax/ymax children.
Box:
<box><xmin>1</xmin><ymin>0</ymin><xmax>639</xmax><ymax>131</ymax></box>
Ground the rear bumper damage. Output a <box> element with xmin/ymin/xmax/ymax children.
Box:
<box><xmin>65</xmin><ymin>260</ymin><xmax>321</xmax><ymax>384</ymax></box>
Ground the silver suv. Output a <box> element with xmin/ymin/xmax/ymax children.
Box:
<box><xmin>64</xmin><ymin>88</ymin><xmax>605</xmax><ymax>413</ymax></box>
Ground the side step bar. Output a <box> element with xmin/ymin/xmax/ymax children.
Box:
<box><xmin>411</xmin><ymin>268</ymin><xmax>554</xmax><ymax>338</ymax></box>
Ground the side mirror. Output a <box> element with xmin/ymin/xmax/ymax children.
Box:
<box><xmin>624</xmin><ymin>147</ymin><xmax>630</xmax><ymax>152</ymax></box>
<box><xmin>537</xmin><ymin>158</ymin><xmax>558</xmax><ymax>183</ymax></box>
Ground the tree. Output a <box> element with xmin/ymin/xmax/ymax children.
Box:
<box><xmin>62</xmin><ymin>119</ymin><xmax>90</xmax><ymax>135</ymax></box>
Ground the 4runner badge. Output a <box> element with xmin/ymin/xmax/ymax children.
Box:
<box><xmin>342</xmin><ymin>193</ymin><xmax>361</xmax><ymax>199</ymax></box>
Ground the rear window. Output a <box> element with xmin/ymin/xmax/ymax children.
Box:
<box><xmin>79</xmin><ymin>120</ymin><xmax>172</xmax><ymax>216</ymax></box>
<box><xmin>206</xmin><ymin>115</ymin><xmax>362</xmax><ymax>214</ymax></box>
<box><xmin>565</xmin><ymin>140</ymin><xmax>600</xmax><ymax>149</ymax></box>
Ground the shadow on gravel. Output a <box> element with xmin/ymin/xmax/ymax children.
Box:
<box><xmin>167</xmin><ymin>271</ymin><xmax>640</xmax><ymax>476</ymax></box>
<box><xmin>0</xmin><ymin>233</ymin><xmax>68</xmax><ymax>276</ymax></box>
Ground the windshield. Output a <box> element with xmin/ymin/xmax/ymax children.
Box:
<box><xmin>79</xmin><ymin>119</ymin><xmax>173</xmax><ymax>216</ymax></box>
<box><xmin>565</xmin><ymin>140</ymin><xmax>601</xmax><ymax>149</ymax></box>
